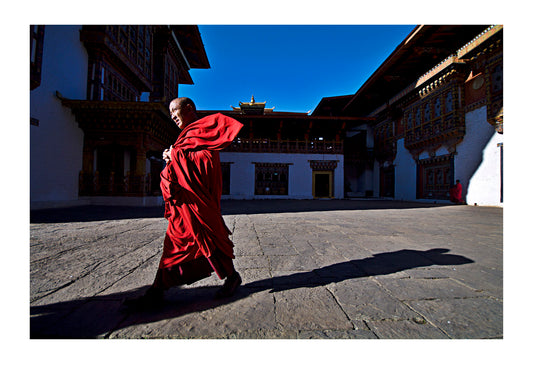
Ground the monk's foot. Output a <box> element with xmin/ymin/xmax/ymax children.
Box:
<box><xmin>215</xmin><ymin>271</ymin><xmax>242</xmax><ymax>298</ymax></box>
<box><xmin>121</xmin><ymin>286</ymin><xmax>164</xmax><ymax>312</ymax></box>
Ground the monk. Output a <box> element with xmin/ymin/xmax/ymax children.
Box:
<box><xmin>450</xmin><ymin>179</ymin><xmax>464</xmax><ymax>204</ymax></box>
<box><xmin>124</xmin><ymin>97</ymin><xmax>243</xmax><ymax>310</ymax></box>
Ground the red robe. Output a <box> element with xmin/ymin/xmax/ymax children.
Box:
<box><xmin>450</xmin><ymin>183</ymin><xmax>463</xmax><ymax>203</ymax></box>
<box><xmin>158</xmin><ymin>113</ymin><xmax>243</xmax><ymax>284</ymax></box>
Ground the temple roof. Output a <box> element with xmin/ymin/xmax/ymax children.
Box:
<box><xmin>312</xmin><ymin>95</ymin><xmax>353</xmax><ymax>117</ymax></box>
<box><xmin>326</xmin><ymin>25</ymin><xmax>493</xmax><ymax>117</ymax></box>
<box><xmin>170</xmin><ymin>25</ymin><xmax>210</xmax><ymax>69</ymax></box>
<box><xmin>231</xmin><ymin>96</ymin><xmax>274</xmax><ymax>114</ymax></box>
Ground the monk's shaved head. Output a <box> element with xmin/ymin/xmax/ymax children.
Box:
<box><xmin>169</xmin><ymin>97</ymin><xmax>198</xmax><ymax>129</ymax></box>
<box><xmin>169</xmin><ymin>97</ymin><xmax>196</xmax><ymax>112</ymax></box>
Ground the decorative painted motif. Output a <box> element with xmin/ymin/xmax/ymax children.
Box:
<box><xmin>309</xmin><ymin>160</ymin><xmax>339</xmax><ymax>171</ymax></box>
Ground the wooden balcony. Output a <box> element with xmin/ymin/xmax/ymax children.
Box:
<box><xmin>404</xmin><ymin>118</ymin><xmax>465</xmax><ymax>150</ymax></box>
<box><xmin>79</xmin><ymin>171</ymin><xmax>159</xmax><ymax>196</ymax></box>
<box><xmin>226</xmin><ymin>138</ymin><xmax>343</xmax><ymax>154</ymax></box>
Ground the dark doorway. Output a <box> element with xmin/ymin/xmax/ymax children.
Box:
<box><xmin>313</xmin><ymin>171</ymin><xmax>332</xmax><ymax>198</ymax></box>
<box><xmin>380</xmin><ymin>166</ymin><xmax>395</xmax><ymax>197</ymax></box>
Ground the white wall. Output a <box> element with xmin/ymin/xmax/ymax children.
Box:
<box><xmin>394</xmin><ymin>138</ymin><xmax>418</xmax><ymax>201</ymax></box>
<box><xmin>456</xmin><ymin>107</ymin><xmax>503</xmax><ymax>206</ymax></box>
<box><xmin>30</xmin><ymin>26</ymin><xmax>88</xmax><ymax>209</ymax></box>
<box><xmin>388</xmin><ymin>109</ymin><xmax>503</xmax><ymax>206</ymax></box>
<box><xmin>220</xmin><ymin>152</ymin><xmax>344</xmax><ymax>199</ymax></box>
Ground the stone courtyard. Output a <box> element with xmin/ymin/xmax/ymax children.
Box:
<box><xmin>30</xmin><ymin>200</ymin><xmax>503</xmax><ymax>339</ymax></box>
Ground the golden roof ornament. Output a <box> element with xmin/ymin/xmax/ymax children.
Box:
<box><xmin>232</xmin><ymin>95</ymin><xmax>274</xmax><ymax>114</ymax></box>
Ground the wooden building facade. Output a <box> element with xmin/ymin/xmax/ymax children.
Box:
<box><xmin>316</xmin><ymin>25</ymin><xmax>503</xmax><ymax>206</ymax></box>
<box><xmin>30</xmin><ymin>24</ymin><xmax>503</xmax><ymax>208</ymax></box>
<box><xmin>30</xmin><ymin>25</ymin><xmax>209</xmax><ymax>209</ymax></box>
<box><xmin>198</xmin><ymin>97</ymin><xmax>372</xmax><ymax>199</ymax></box>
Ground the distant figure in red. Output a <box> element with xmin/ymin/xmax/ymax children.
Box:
<box><xmin>124</xmin><ymin>97</ymin><xmax>243</xmax><ymax>310</ymax></box>
<box><xmin>450</xmin><ymin>179</ymin><xmax>464</xmax><ymax>204</ymax></box>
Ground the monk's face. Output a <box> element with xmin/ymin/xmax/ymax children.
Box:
<box><xmin>169</xmin><ymin>102</ymin><xmax>195</xmax><ymax>129</ymax></box>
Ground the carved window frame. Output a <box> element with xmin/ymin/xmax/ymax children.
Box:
<box><xmin>253</xmin><ymin>163</ymin><xmax>290</xmax><ymax>196</ymax></box>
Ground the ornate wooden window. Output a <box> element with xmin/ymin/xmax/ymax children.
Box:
<box><xmin>424</xmin><ymin>102</ymin><xmax>431</xmax><ymax>123</ymax></box>
<box><xmin>119</xmin><ymin>26</ymin><xmax>128</xmax><ymax>50</ymax></box>
<box><xmin>417</xmin><ymin>155</ymin><xmax>453</xmax><ymax>200</ymax></box>
<box><xmin>30</xmin><ymin>25</ymin><xmax>45</xmax><ymax>90</ymax></box>
<box><xmin>445</xmin><ymin>91</ymin><xmax>453</xmax><ymax>113</ymax></box>
<box><xmin>407</xmin><ymin>112</ymin><xmax>413</xmax><ymax>130</ymax></box>
<box><xmin>106</xmin><ymin>65</ymin><xmax>138</xmax><ymax>101</ymax></box>
<box><xmin>394</xmin><ymin>116</ymin><xmax>404</xmax><ymax>138</ymax></box>
<box><xmin>164</xmin><ymin>57</ymin><xmax>179</xmax><ymax>101</ymax></box>
<box><xmin>434</xmin><ymin>97</ymin><xmax>441</xmax><ymax>118</ymax></box>
<box><xmin>128</xmin><ymin>26</ymin><xmax>137</xmax><ymax>59</ymax></box>
<box><xmin>103</xmin><ymin>25</ymin><xmax>152</xmax><ymax>80</ymax></box>
<box><xmin>491</xmin><ymin>64</ymin><xmax>502</xmax><ymax>92</ymax></box>
<box><xmin>254</xmin><ymin>163</ymin><xmax>289</xmax><ymax>195</ymax></box>
<box><xmin>87</xmin><ymin>60</ymin><xmax>139</xmax><ymax>101</ymax></box>
<box><xmin>144</xmin><ymin>29</ymin><xmax>152</xmax><ymax>74</ymax></box>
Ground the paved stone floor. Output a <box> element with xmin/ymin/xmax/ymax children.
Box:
<box><xmin>29</xmin><ymin>200</ymin><xmax>503</xmax><ymax>339</ymax></box>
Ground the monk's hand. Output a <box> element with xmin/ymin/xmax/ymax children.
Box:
<box><xmin>163</xmin><ymin>146</ymin><xmax>173</xmax><ymax>164</ymax></box>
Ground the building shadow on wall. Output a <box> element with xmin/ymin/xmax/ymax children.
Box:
<box><xmin>220</xmin><ymin>199</ymin><xmax>447</xmax><ymax>215</ymax></box>
<box><xmin>30</xmin><ymin>200</ymin><xmax>449</xmax><ymax>223</ymax></box>
<box><xmin>30</xmin><ymin>205</ymin><xmax>166</xmax><ymax>223</ymax></box>
<box><xmin>30</xmin><ymin>248</ymin><xmax>473</xmax><ymax>338</ymax></box>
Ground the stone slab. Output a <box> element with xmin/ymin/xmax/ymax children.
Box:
<box><xmin>377</xmin><ymin>277</ymin><xmax>482</xmax><ymax>301</ymax></box>
<box><xmin>274</xmin><ymin>287</ymin><xmax>353</xmax><ymax>331</ymax></box>
<box><xmin>330</xmin><ymin>279</ymin><xmax>420</xmax><ymax>321</ymax></box>
<box><xmin>408</xmin><ymin>297</ymin><xmax>503</xmax><ymax>339</ymax></box>
<box><xmin>30</xmin><ymin>200</ymin><xmax>503</xmax><ymax>339</ymax></box>
<box><xmin>366</xmin><ymin>319</ymin><xmax>448</xmax><ymax>339</ymax></box>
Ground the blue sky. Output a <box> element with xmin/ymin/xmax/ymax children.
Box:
<box><xmin>180</xmin><ymin>25</ymin><xmax>415</xmax><ymax>113</ymax></box>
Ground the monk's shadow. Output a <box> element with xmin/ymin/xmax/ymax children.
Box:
<box><xmin>30</xmin><ymin>248</ymin><xmax>473</xmax><ymax>338</ymax></box>
<box><xmin>253</xmin><ymin>247</ymin><xmax>474</xmax><ymax>292</ymax></box>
